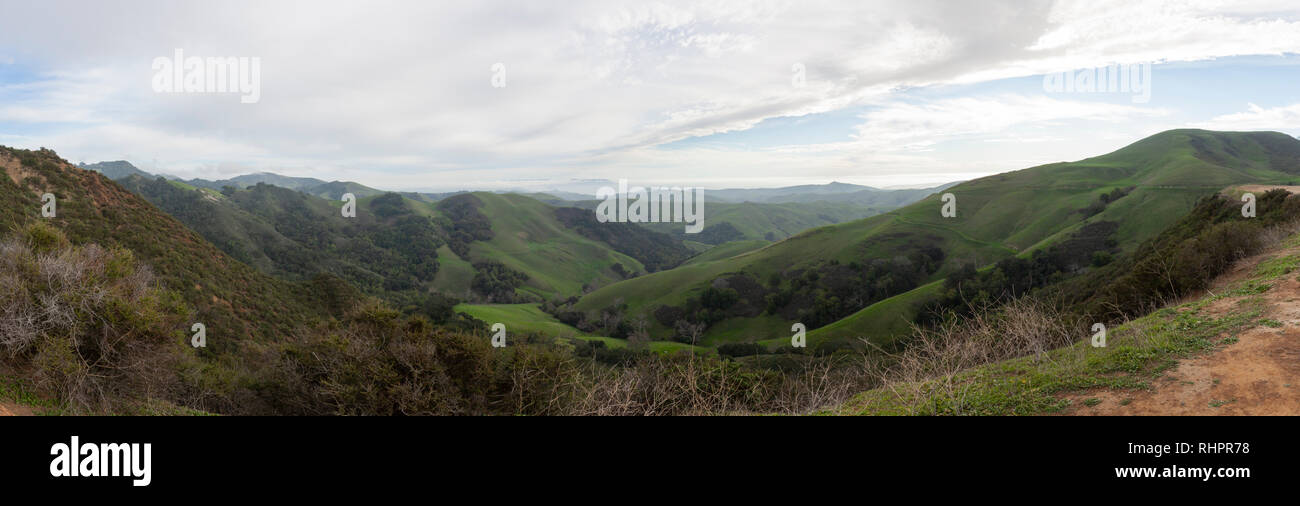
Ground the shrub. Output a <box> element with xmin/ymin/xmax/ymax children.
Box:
<box><xmin>717</xmin><ymin>342</ymin><xmax>766</xmax><ymax>358</ymax></box>
<box><xmin>0</xmin><ymin>223</ymin><xmax>190</xmax><ymax>413</ymax></box>
<box><xmin>255</xmin><ymin>300</ymin><xmax>583</xmax><ymax>415</ymax></box>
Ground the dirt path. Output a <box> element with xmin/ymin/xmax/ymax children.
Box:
<box><xmin>1064</xmin><ymin>242</ymin><xmax>1300</xmax><ymax>415</ymax></box>
<box><xmin>1233</xmin><ymin>184</ymin><xmax>1300</xmax><ymax>195</ymax></box>
<box><xmin>0</xmin><ymin>402</ymin><xmax>34</xmax><ymax>416</ymax></box>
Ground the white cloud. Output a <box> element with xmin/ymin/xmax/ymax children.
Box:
<box><xmin>846</xmin><ymin>95</ymin><xmax>1169</xmax><ymax>151</ymax></box>
<box><xmin>1193</xmin><ymin>102</ymin><xmax>1300</xmax><ymax>132</ymax></box>
<box><xmin>0</xmin><ymin>0</ymin><xmax>1298</xmax><ymax>188</ymax></box>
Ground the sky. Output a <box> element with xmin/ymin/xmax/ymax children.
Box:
<box><xmin>2</xmin><ymin>0</ymin><xmax>1300</xmax><ymax>192</ymax></box>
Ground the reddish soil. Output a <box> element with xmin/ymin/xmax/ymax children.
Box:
<box><xmin>1063</xmin><ymin>243</ymin><xmax>1300</xmax><ymax>415</ymax></box>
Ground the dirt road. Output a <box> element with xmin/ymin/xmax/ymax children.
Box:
<box><xmin>0</xmin><ymin>402</ymin><xmax>33</xmax><ymax>416</ymax></box>
<box><xmin>1065</xmin><ymin>242</ymin><xmax>1300</xmax><ymax>415</ymax></box>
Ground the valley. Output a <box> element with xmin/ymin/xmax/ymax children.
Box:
<box><xmin>5</xmin><ymin>128</ymin><xmax>1300</xmax><ymax>417</ymax></box>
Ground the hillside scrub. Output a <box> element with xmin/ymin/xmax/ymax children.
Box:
<box><xmin>857</xmin><ymin>297</ymin><xmax>1085</xmax><ymax>415</ymax></box>
<box><xmin>847</xmin><ymin>190</ymin><xmax>1300</xmax><ymax>414</ymax></box>
<box><xmin>0</xmin><ymin>222</ymin><xmax>193</xmax><ymax>413</ymax></box>
<box><xmin>255</xmin><ymin>304</ymin><xmax>874</xmax><ymax>415</ymax></box>
<box><xmin>0</xmin><ymin>222</ymin><xmax>871</xmax><ymax>416</ymax></box>
<box><xmin>552</xmin><ymin>206</ymin><xmax>693</xmax><ymax>272</ymax></box>
<box><xmin>1065</xmin><ymin>189</ymin><xmax>1300</xmax><ymax>321</ymax></box>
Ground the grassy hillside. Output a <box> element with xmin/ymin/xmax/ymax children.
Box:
<box><xmin>640</xmin><ymin>200</ymin><xmax>891</xmax><ymax>241</ymax></box>
<box><xmin>465</xmin><ymin>192</ymin><xmax>656</xmax><ymax>299</ymax></box>
<box><xmin>116</xmin><ymin>177</ymin><xmax>445</xmax><ymax>299</ymax></box>
<box><xmin>561</xmin><ymin>197</ymin><xmax>899</xmax><ymax>242</ymax></box>
<box><xmin>0</xmin><ymin>146</ymin><xmax>329</xmax><ymax>347</ymax></box>
<box><xmin>838</xmin><ymin>226</ymin><xmax>1300</xmax><ymax>415</ymax></box>
<box><xmin>573</xmin><ymin>130</ymin><xmax>1300</xmax><ymax>347</ymax></box>
<box><xmin>682</xmin><ymin>239</ymin><xmax>770</xmax><ymax>265</ymax></box>
<box><xmin>114</xmin><ymin>174</ymin><xmax>686</xmax><ymax>306</ymax></box>
<box><xmin>454</xmin><ymin>303</ymin><xmax>703</xmax><ymax>353</ymax></box>
<box><xmin>454</xmin><ymin>303</ymin><xmax>585</xmax><ymax>336</ymax></box>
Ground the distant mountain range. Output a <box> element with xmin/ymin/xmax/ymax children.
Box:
<box><xmin>80</xmin><ymin>161</ymin><xmax>955</xmax><ymax>245</ymax></box>
<box><xmin>79</xmin><ymin>162</ymin><xmax>957</xmax><ymax>205</ymax></box>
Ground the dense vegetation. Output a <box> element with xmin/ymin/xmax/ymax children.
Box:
<box><xmin>0</xmin><ymin>222</ymin><xmax>866</xmax><ymax>415</ymax></box>
<box><xmin>552</xmin><ymin>206</ymin><xmax>693</xmax><ymax>272</ymax></box>
<box><xmin>1063</xmin><ymin>189</ymin><xmax>1300</xmax><ymax>321</ymax></box>
<box><xmin>574</xmin><ymin>129</ymin><xmax>1300</xmax><ymax>346</ymax></box>
<box><xmin>8</xmin><ymin>130</ymin><xmax>1300</xmax><ymax>417</ymax></box>
<box><xmin>436</xmin><ymin>194</ymin><xmax>495</xmax><ymax>259</ymax></box>
<box><xmin>0</xmin><ymin>222</ymin><xmax>194</xmax><ymax>414</ymax></box>
<box><xmin>1</xmin><ymin>146</ymin><xmax>327</xmax><ymax>346</ymax></box>
<box><xmin>922</xmin><ymin>221</ymin><xmax>1119</xmax><ymax>322</ymax></box>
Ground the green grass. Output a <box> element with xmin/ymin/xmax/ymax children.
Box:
<box><xmin>570</xmin><ymin>335</ymin><xmax>706</xmax><ymax>353</ymax></box>
<box><xmin>639</xmin><ymin>200</ymin><xmax>888</xmax><ymax>241</ymax></box>
<box><xmin>837</xmin><ymin>235</ymin><xmax>1300</xmax><ymax>415</ymax></box>
<box><xmin>454</xmin><ymin>303</ymin><xmax>704</xmax><ymax>353</ymax></box>
<box><xmin>0</xmin><ymin>376</ymin><xmax>55</xmax><ymax>413</ymax></box>
<box><xmin>764</xmin><ymin>280</ymin><xmax>943</xmax><ymax>349</ymax></box>
<box><xmin>840</xmin><ymin>297</ymin><xmax>1265</xmax><ymax>415</ymax></box>
<box><xmin>467</xmin><ymin>192</ymin><xmax>646</xmax><ymax>300</ymax></box>
<box><xmin>578</xmin><ymin>129</ymin><xmax>1300</xmax><ymax>346</ymax></box>
<box><xmin>454</xmin><ymin>303</ymin><xmax>588</xmax><ymax>336</ymax></box>
<box><xmin>431</xmin><ymin>244</ymin><xmax>475</xmax><ymax>295</ymax></box>
<box><xmin>682</xmin><ymin>239</ymin><xmax>770</xmax><ymax>266</ymax></box>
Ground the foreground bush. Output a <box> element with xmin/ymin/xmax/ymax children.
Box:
<box><xmin>0</xmin><ymin>223</ymin><xmax>872</xmax><ymax>416</ymax></box>
<box><xmin>257</xmin><ymin>303</ymin><xmax>580</xmax><ymax>415</ymax></box>
<box><xmin>0</xmin><ymin>222</ymin><xmax>190</xmax><ymax>413</ymax></box>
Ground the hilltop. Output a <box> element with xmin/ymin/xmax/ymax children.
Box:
<box><xmin>112</xmin><ymin>172</ymin><xmax>692</xmax><ymax>306</ymax></box>
<box><xmin>571</xmin><ymin>129</ymin><xmax>1300</xmax><ymax>348</ymax></box>
<box><xmin>1</xmin><ymin>146</ymin><xmax>329</xmax><ymax>346</ymax></box>
<box><xmin>837</xmin><ymin>194</ymin><xmax>1300</xmax><ymax>415</ymax></box>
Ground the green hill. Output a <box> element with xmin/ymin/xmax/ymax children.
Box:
<box><xmin>682</xmin><ymin>239</ymin><xmax>770</xmax><ymax>265</ymax></box>
<box><xmin>561</xmin><ymin>198</ymin><xmax>899</xmax><ymax>242</ymax></box>
<box><xmin>573</xmin><ymin>129</ymin><xmax>1300</xmax><ymax>347</ymax></box>
<box><xmin>465</xmin><ymin>192</ymin><xmax>669</xmax><ymax>299</ymax></box>
<box><xmin>115</xmin><ymin>177</ymin><xmax>445</xmax><ymax>299</ymax></box>
<box><xmin>453</xmin><ymin>302</ymin><xmax>703</xmax><ymax>353</ymax></box>
<box><xmin>0</xmin><ymin>146</ymin><xmax>330</xmax><ymax>347</ymax></box>
<box><xmin>111</xmin><ymin>174</ymin><xmax>691</xmax><ymax>305</ymax></box>
<box><xmin>78</xmin><ymin>160</ymin><xmax>152</xmax><ymax>180</ymax></box>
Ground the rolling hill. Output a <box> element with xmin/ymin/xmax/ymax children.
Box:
<box><xmin>112</xmin><ymin>172</ymin><xmax>691</xmax><ymax>305</ymax></box>
<box><xmin>572</xmin><ymin>129</ymin><xmax>1300</xmax><ymax>348</ymax></box>
<box><xmin>0</xmin><ymin>146</ymin><xmax>330</xmax><ymax>348</ymax></box>
<box><xmin>457</xmin><ymin>192</ymin><xmax>689</xmax><ymax>300</ymax></box>
<box><xmin>549</xmin><ymin>186</ymin><xmax>939</xmax><ymax>243</ymax></box>
<box><xmin>78</xmin><ymin>160</ymin><xmax>152</xmax><ymax>180</ymax></box>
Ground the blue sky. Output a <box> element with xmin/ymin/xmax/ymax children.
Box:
<box><xmin>2</xmin><ymin>0</ymin><xmax>1300</xmax><ymax>192</ymax></box>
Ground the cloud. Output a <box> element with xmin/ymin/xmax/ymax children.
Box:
<box><xmin>0</xmin><ymin>0</ymin><xmax>1298</xmax><ymax>188</ymax></box>
<box><xmin>846</xmin><ymin>94</ymin><xmax>1170</xmax><ymax>151</ymax></box>
<box><xmin>1193</xmin><ymin>102</ymin><xmax>1300</xmax><ymax>132</ymax></box>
